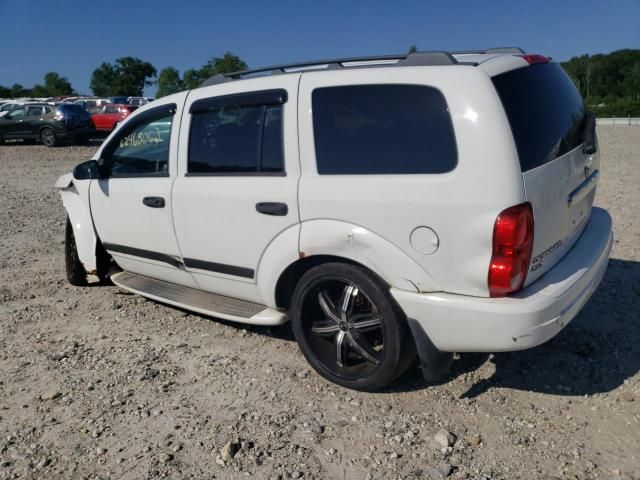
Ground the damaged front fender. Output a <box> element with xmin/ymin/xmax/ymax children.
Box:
<box><xmin>55</xmin><ymin>173</ymin><xmax>100</xmax><ymax>284</ymax></box>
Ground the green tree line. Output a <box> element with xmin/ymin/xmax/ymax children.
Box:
<box><xmin>0</xmin><ymin>72</ymin><xmax>74</xmax><ymax>98</ymax></box>
<box><xmin>561</xmin><ymin>49</ymin><xmax>640</xmax><ymax>117</ymax></box>
<box><xmin>0</xmin><ymin>52</ymin><xmax>247</xmax><ymax>99</ymax></box>
<box><xmin>2</xmin><ymin>49</ymin><xmax>638</xmax><ymax>117</ymax></box>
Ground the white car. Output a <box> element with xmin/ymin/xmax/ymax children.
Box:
<box><xmin>55</xmin><ymin>48</ymin><xmax>612</xmax><ymax>391</ymax></box>
<box><xmin>127</xmin><ymin>96</ymin><xmax>155</xmax><ymax>106</ymax></box>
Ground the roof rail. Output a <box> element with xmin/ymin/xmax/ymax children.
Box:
<box><xmin>200</xmin><ymin>51</ymin><xmax>458</xmax><ymax>87</ymax></box>
<box><xmin>451</xmin><ymin>47</ymin><xmax>526</xmax><ymax>55</ymax></box>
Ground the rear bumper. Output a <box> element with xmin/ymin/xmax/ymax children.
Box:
<box><xmin>392</xmin><ymin>207</ymin><xmax>613</xmax><ymax>352</ymax></box>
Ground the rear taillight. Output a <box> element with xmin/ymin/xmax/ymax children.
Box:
<box><xmin>488</xmin><ymin>203</ymin><xmax>534</xmax><ymax>297</ymax></box>
<box><xmin>519</xmin><ymin>54</ymin><xmax>551</xmax><ymax>65</ymax></box>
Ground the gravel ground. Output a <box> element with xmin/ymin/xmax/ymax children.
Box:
<box><xmin>0</xmin><ymin>127</ymin><xmax>639</xmax><ymax>480</ymax></box>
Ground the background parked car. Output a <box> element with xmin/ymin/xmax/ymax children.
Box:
<box><xmin>108</xmin><ymin>96</ymin><xmax>129</xmax><ymax>104</ymax></box>
<box><xmin>0</xmin><ymin>99</ymin><xmax>36</xmax><ymax>117</ymax></box>
<box><xmin>0</xmin><ymin>102</ymin><xmax>94</xmax><ymax>146</ymax></box>
<box><xmin>127</xmin><ymin>96</ymin><xmax>155</xmax><ymax>106</ymax></box>
<box><xmin>90</xmin><ymin>103</ymin><xmax>138</xmax><ymax>132</ymax></box>
<box><xmin>73</xmin><ymin>97</ymin><xmax>110</xmax><ymax>111</ymax></box>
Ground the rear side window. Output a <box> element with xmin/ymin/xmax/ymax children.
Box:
<box><xmin>312</xmin><ymin>84</ymin><xmax>456</xmax><ymax>174</ymax></box>
<box><xmin>492</xmin><ymin>63</ymin><xmax>585</xmax><ymax>172</ymax></box>
<box><xmin>188</xmin><ymin>97</ymin><xmax>285</xmax><ymax>175</ymax></box>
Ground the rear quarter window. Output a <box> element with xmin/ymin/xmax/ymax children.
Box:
<box><xmin>492</xmin><ymin>62</ymin><xmax>585</xmax><ymax>172</ymax></box>
<box><xmin>312</xmin><ymin>84</ymin><xmax>457</xmax><ymax>174</ymax></box>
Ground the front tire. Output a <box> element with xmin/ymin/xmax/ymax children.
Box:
<box><xmin>40</xmin><ymin>127</ymin><xmax>57</xmax><ymax>147</ymax></box>
<box><xmin>291</xmin><ymin>263</ymin><xmax>415</xmax><ymax>391</ymax></box>
<box><xmin>65</xmin><ymin>217</ymin><xmax>87</xmax><ymax>286</ymax></box>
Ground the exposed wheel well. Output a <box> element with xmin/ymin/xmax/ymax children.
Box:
<box><xmin>95</xmin><ymin>235</ymin><xmax>114</xmax><ymax>282</ymax></box>
<box><xmin>275</xmin><ymin>255</ymin><xmax>379</xmax><ymax>310</ymax></box>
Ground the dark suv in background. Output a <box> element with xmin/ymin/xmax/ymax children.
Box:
<box><xmin>0</xmin><ymin>103</ymin><xmax>95</xmax><ymax>147</ymax></box>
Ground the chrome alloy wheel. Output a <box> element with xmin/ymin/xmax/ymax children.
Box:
<box><xmin>301</xmin><ymin>279</ymin><xmax>385</xmax><ymax>378</ymax></box>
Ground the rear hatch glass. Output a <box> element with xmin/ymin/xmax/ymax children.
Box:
<box><xmin>492</xmin><ymin>63</ymin><xmax>599</xmax><ymax>288</ymax></box>
<box><xmin>57</xmin><ymin>103</ymin><xmax>92</xmax><ymax>126</ymax></box>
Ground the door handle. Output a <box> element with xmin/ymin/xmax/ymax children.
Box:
<box><xmin>143</xmin><ymin>196</ymin><xmax>165</xmax><ymax>208</ymax></box>
<box><xmin>256</xmin><ymin>202</ymin><xmax>288</xmax><ymax>216</ymax></box>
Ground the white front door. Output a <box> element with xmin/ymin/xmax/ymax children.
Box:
<box><xmin>172</xmin><ymin>75</ymin><xmax>301</xmax><ymax>303</ymax></box>
<box><xmin>90</xmin><ymin>98</ymin><xmax>196</xmax><ymax>287</ymax></box>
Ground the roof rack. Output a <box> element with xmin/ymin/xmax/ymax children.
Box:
<box><xmin>200</xmin><ymin>47</ymin><xmax>526</xmax><ymax>87</ymax></box>
<box><xmin>451</xmin><ymin>47</ymin><xmax>525</xmax><ymax>55</ymax></box>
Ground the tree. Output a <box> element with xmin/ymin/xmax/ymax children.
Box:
<box><xmin>90</xmin><ymin>57</ymin><xmax>157</xmax><ymax>96</ymax></box>
<box><xmin>156</xmin><ymin>67</ymin><xmax>183</xmax><ymax>97</ymax></box>
<box><xmin>205</xmin><ymin>52</ymin><xmax>247</xmax><ymax>76</ymax></box>
<box><xmin>408</xmin><ymin>45</ymin><xmax>418</xmax><ymax>54</ymax></box>
<box><xmin>181</xmin><ymin>52</ymin><xmax>248</xmax><ymax>89</ymax></box>
<box><xmin>31</xmin><ymin>72</ymin><xmax>74</xmax><ymax>97</ymax></box>
<box><xmin>9</xmin><ymin>83</ymin><xmax>31</xmax><ymax>98</ymax></box>
<box><xmin>181</xmin><ymin>68</ymin><xmax>204</xmax><ymax>90</ymax></box>
<box><xmin>561</xmin><ymin>49</ymin><xmax>640</xmax><ymax>116</ymax></box>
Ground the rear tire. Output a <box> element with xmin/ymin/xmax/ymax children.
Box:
<box><xmin>40</xmin><ymin>127</ymin><xmax>57</xmax><ymax>147</ymax></box>
<box><xmin>290</xmin><ymin>263</ymin><xmax>415</xmax><ymax>391</ymax></box>
<box><xmin>65</xmin><ymin>217</ymin><xmax>87</xmax><ymax>286</ymax></box>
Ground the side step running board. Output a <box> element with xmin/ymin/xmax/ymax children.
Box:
<box><xmin>111</xmin><ymin>271</ymin><xmax>287</xmax><ymax>326</ymax></box>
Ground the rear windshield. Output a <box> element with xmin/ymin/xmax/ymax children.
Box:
<box><xmin>492</xmin><ymin>63</ymin><xmax>585</xmax><ymax>172</ymax></box>
<box><xmin>57</xmin><ymin>104</ymin><xmax>86</xmax><ymax>114</ymax></box>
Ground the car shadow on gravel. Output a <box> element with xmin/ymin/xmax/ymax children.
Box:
<box><xmin>458</xmin><ymin>258</ymin><xmax>640</xmax><ymax>398</ymax></box>
<box><xmin>138</xmin><ymin>258</ymin><xmax>639</xmax><ymax>397</ymax></box>
<box><xmin>380</xmin><ymin>258</ymin><xmax>640</xmax><ymax>395</ymax></box>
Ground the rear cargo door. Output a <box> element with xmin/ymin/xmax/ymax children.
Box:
<box><xmin>492</xmin><ymin>62</ymin><xmax>599</xmax><ymax>286</ymax></box>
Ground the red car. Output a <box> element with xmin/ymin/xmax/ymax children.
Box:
<box><xmin>90</xmin><ymin>104</ymin><xmax>138</xmax><ymax>132</ymax></box>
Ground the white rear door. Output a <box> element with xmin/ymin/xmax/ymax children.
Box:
<box><xmin>172</xmin><ymin>75</ymin><xmax>301</xmax><ymax>303</ymax></box>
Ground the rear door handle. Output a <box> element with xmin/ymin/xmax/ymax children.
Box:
<box><xmin>143</xmin><ymin>196</ymin><xmax>165</xmax><ymax>208</ymax></box>
<box><xmin>256</xmin><ymin>202</ymin><xmax>288</xmax><ymax>216</ymax></box>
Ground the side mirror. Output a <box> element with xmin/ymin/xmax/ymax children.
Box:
<box><xmin>73</xmin><ymin>160</ymin><xmax>101</xmax><ymax>180</ymax></box>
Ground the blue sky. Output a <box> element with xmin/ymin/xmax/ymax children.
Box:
<box><xmin>2</xmin><ymin>0</ymin><xmax>639</xmax><ymax>96</ymax></box>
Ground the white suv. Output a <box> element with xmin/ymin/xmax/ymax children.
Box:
<box><xmin>56</xmin><ymin>48</ymin><xmax>613</xmax><ymax>391</ymax></box>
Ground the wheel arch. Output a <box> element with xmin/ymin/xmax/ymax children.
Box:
<box><xmin>297</xmin><ymin>219</ymin><xmax>441</xmax><ymax>293</ymax></box>
<box><xmin>39</xmin><ymin>124</ymin><xmax>56</xmax><ymax>134</ymax></box>
<box><xmin>56</xmin><ymin>175</ymin><xmax>104</xmax><ymax>283</ymax></box>
<box><xmin>262</xmin><ymin>220</ymin><xmax>442</xmax><ymax>310</ymax></box>
<box><xmin>274</xmin><ymin>254</ymin><xmax>366</xmax><ymax>310</ymax></box>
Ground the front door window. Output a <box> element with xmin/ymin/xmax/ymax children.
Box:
<box><xmin>101</xmin><ymin>108</ymin><xmax>174</xmax><ymax>177</ymax></box>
